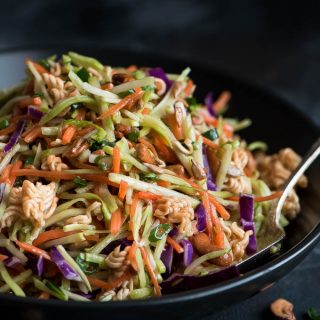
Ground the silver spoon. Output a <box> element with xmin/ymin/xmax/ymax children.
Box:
<box><xmin>238</xmin><ymin>137</ymin><xmax>320</xmax><ymax>269</ymax></box>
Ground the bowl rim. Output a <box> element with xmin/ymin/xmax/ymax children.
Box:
<box><xmin>0</xmin><ymin>45</ymin><xmax>319</xmax><ymax>308</ymax></box>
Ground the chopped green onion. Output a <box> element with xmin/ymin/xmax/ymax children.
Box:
<box><xmin>24</xmin><ymin>156</ymin><xmax>34</xmax><ymax>166</ymax></box>
<box><xmin>202</xmin><ymin>128</ymin><xmax>219</xmax><ymax>141</ymax></box>
<box><xmin>185</xmin><ymin>97</ymin><xmax>200</xmax><ymax>112</ymax></box>
<box><xmin>126</xmin><ymin>128</ymin><xmax>140</xmax><ymax>142</ymax></box>
<box><xmin>139</xmin><ymin>172</ymin><xmax>159</xmax><ymax>182</ymax></box>
<box><xmin>38</xmin><ymin>59</ymin><xmax>50</xmax><ymax>70</ymax></box>
<box><xmin>148</xmin><ymin>223</ymin><xmax>171</xmax><ymax>242</ymax></box>
<box><xmin>76</xmin><ymin>68</ymin><xmax>90</xmax><ymax>82</ymax></box>
<box><xmin>73</xmin><ymin>176</ymin><xmax>87</xmax><ymax>187</ymax></box>
<box><xmin>33</xmin><ymin>278</ymin><xmax>68</xmax><ymax>300</ymax></box>
<box><xmin>90</xmin><ymin>139</ymin><xmax>115</xmax><ymax>151</ymax></box>
<box><xmin>70</xmin><ymin>103</ymin><xmax>83</xmax><ymax>112</ymax></box>
<box><xmin>0</xmin><ymin>119</ymin><xmax>9</xmax><ymax>130</ymax></box>
<box><xmin>75</xmin><ymin>256</ymin><xmax>99</xmax><ymax>275</ymax></box>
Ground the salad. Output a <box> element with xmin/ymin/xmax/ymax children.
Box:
<box><xmin>0</xmin><ymin>52</ymin><xmax>307</xmax><ymax>301</ymax></box>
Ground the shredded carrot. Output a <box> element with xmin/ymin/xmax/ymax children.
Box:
<box><xmin>166</xmin><ymin>236</ymin><xmax>184</xmax><ymax>254</ymax></box>
<box><xmin>151</xmin><ymin>131</ymin><xmax>178</xmax><ymax>164</ymax></box>
<box><xmin>140</xmin><ymin>247</ymin><xmax>161</xmax><ymax>296</ymax></box>
<box><xmin>87</xmin><ymin>270</ymin><xmax>132</xmax><ymax>291</ymax></box>
<box><xmin>112</xmin><ymin>146</ymin><xmax>121</xmax><ymax>174</ymax></box>
<box><xmin>25</xmin><ymin>58</ymin><xmax>48</xmax><ymax>74</ymax></box>
<box><xmin>118</xmin><ymin>180</ymin><xmax>128</xmax><ymax>201</ymax></box>
<box><xmin>15</xmin><ymin>240</ymin><xmax>51</xmax><ymax>261</ymax></box>
<box><xmin>184</xmin><ymin>79</ymin><xmax>194</xmax><ymax>97</ymax></box>
<box><xmin>129</xmin><ymin>195</ymin><xmax>139</xmax><ymax>231</ymax></box>
<box><xmin>11</xmin><ymin>169</ymin><xmax>119</xmax><ymax>187</ymax></box>
<box><xmin>223</xmin><ymin>123</ymin><xmax>234</xmax><ymax>139</ymax></box>
<box><xmin>62</xmin><ymin>125</ymin><xmax>77</xmax><ymax>144</ymax></box>
<box><xmin>165</xmin><ymin>113</ymin><xmax>184</xmax><ymax>140</ymax></box>
<box><xmin>202</xmin><ymin>136</ymin><xmax>219</xmax><ymax>149</ymax></box>
<box><xmin>33</xmin><ymin>229</ymin><xmax>77</xmax><ymax>247</ymax></box>
<box><xmin>18</xmin><ymin>96</ymin><xmax>42</xmax><ymax>108</ymax></box>
<box><xmin>0</xmin><ymin>123</ymin><xmax>16</xmax><ymax>136</ymax></box>
<box><xmin>209</xmin><ymin>204</ymin><xmax>224</xmax><ymax>248</ymax></box>
<box><xmin>128</xmin><ymin>243</ymin><xmax>138</xmax><ymax>271</ymax></box>
<box><xmin>141</xmin><ymin>108</ymin><xmax>150</xmax><ymax>115</ymax></box>
<box><xmin>84</xmin><ymin>234</ymin><xmax>99</xmax><ymax>242</ymax></box>
<box><xmin>101</xmin><ymin>83</ymin><xmax>113</xmax><ymax>90</ymax></box>
<box><xmin>156</xmin><ymin>180</ymin><xmax>171</xmax><ymax>188</ymax></box>
<box><xmin>136</xmin><ymin>191</ymin><xmax>162</xmax><ymax>200</ymax></box>
<box><xmin>0</xmin><ymin>254</ymin><xmax>8</xmax><ymax>262</ymax></box>
<box><xmin>227</xmin><ymin>191</ymin><xmax>284</xmax><ymax>203</ymax></box>
<box><xmin>99</xmin><ymin>91</ymin><xmax>142</xmax><ymax>119</ymax></box>
<box><xmin>39</xmin><ymin>292</ymin><xmax>50</xmax><ymax>299</ymax></box>
<box><xmin>208</xmin><ymin>195</ymin><xmax>230</xmax><ymax>220</ymax></box>
<box><xmin>0</xmin><ymin>164</ymin><xmax>13</xmax><ymax>184</ymax></box>
<box><xmin>127</xmin><ymin>65</ymin><xmax>137</xmax><ymax>72</ymax></box>
<box><xmin>8</xmin><ymin>160</ymin><xmax>23</xmax><ymax>186</ymax></box>
<box><xmin>213</xmin><ymin>91</ymin><xmax>231</xmax><ymax>113</ymax></box>
<box><xmin>110</xmin><ymin>209</ymin><xmax>122</xmax><ymax>235</ymax></box>
<box><xmin>201</xmin><ymin>191</ymin><xmax>214</xmax><ymax>241</ymax></box>
<box><xmin>23</xmin><ymin>126</ymin><xmax>42</xmax><ymax>143</ymax></box>
<box><xmin>138</xmin><ymin>137</ymin><xmax>160</xmax><ymax>160</ymax></box>
<box><xmin>204</xmin><ymin>116</ymin><xmax>218</xmax><ymax>127</ymax></box>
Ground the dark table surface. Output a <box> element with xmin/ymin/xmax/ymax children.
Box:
<box><xmin>0</xmin><ymin>0</ymin><xmax>319</xmax><ymax>318</ymax></box>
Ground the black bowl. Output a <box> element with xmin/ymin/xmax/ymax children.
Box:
<box><xmin>1</xmin><ymin>48</ymin><xmax>319</xmax><ymax>320</ymax></box>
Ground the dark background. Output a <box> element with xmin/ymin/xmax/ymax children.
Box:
<box><xmin>1</xmin><ymin>0</ymin><xmax>320</xmax><ymax>318</ymax></box>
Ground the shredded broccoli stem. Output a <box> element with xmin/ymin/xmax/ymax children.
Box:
<box><xmin>0</xmin><ymin>262</ymin><xmax>25</xmax><ymax>297</ymax></box>
<box><xmin>33</xmin><ymin>278</ymin><xmax>68</xmax><ymax>301</ymax></box>
<box><xmin>45</xmin><ymin>208</ymin><xmax>86</xmax><ymax>227</ymax></box>
<box><xmin>68</xmin><ymin>51</ymin><xmax>104</xmax><ymax>71</ymax></box>
<box><xmin>0</xmin><ymin>96</ymin><xmax>29</xmax><ymax>117</ymax></box>
<box><xmin>215</xmin><ymin>143</ymin><xmax>233</xmax><ymax>189</ymax></box>
<box><xmin>42</xmin><ymin>232</ymin><xmax>86</xmax><ymax>248</ymax></box>
<box><xmin>0</xmin><ymin>269</ymin><xmax>32</xmax><ymax>293</ymax></box>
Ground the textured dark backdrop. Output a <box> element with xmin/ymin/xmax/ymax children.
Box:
<box><xmin>0</xmin><ymin>0</ymin><xmax>319</xmax><ymax>319</ymax></box>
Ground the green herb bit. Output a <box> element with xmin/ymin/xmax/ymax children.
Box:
<box><xmin>202</xmin><ymin>128</ymin><xmax>219</xmax><ymax>141</ymax></box>
<box><xmin>73</xmin><ymin>176</ymin><xmax>87</xmax><ymax>187</ymax></box>
<box><xmin>75</xmin><ymin>256</ymin><xmax>99</xmax><ymax>275</ymax></box>
<box><xmin>76</xmin><ymin>68</ymin><xmax>90</xmax><ymax>82</ymax></box>
<box><xmin>33</xmin><ymin>92</ymin><xmax>44</xmax><ymax>98</ymax></box>
<box><xmin>24</xmin><ymin>156</ymin><xmax>35</xmax><ymax>166</ymax></box>
<box><xmin>308</xmin><ymin>307</ymin><xmax>320</xmax><ymax>320</ymax></box>
<box><xmin>185</xmin><ymin>97</ymin><xmax>200</xmax><ymax>112</ymax></box>
<box><xmin>70</xmin><ymin>103</ymin><xmax>83</xmax><ymax>112</ymax></box>
<box><xmin>0</xmin><ymin>119</ymin><xmax>9</xmax><ymax>130</ymax></box>
<box><xmin>126</xmin><ymin>128</ymin><xmax>140</xmax><ymax>142</ymax></box>
<box><xmin>139</xmin><ymin>172</ymin><xmax>159</xmax><ymax>182</ymax></box>
<box><xmin>90</xmin><ymin>140</ymin><xmax>115</xmax><ymax>151</ymax></box>
<box><xmin>149</xmin><ymin>223</ymin><xmax>171</xmax><ymax>242</ymax></box>
<box><xmin>95</xmin><ymin>156</ymin><xmax>113</xmax><ymax>171</ymax></box>
<box><xmin>38</xmin><ymin>59</ymin><xmax>50</xmax><ymax>70</ymax></box>
<box><xmin>44</xmin><ymin>280</ymin><xmax>68</xmax><ymax>301</ymax></box>
<box><xmin>118</xmin><ymin>89</ymin><xmax>135</xmax><ymax>98</ymax></box>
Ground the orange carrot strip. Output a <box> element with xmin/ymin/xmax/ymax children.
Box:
<box><xmin>204</xmin><ymin>116</ymin><xmax>219</xmax><ymax>127</ymax></box>
<box><xmin>202</xmin><ymin>136</ymin><xmax>219</xmax><ymax>149</ymax></box>
<box><xmin>129</xmin><ymin>195</ymin><xmax>139</xmax><ymax>231</ymax></box>
<box><xmin>222</xmin><ymin>123</ymin><xmax>234</xmax><ymax>139</ymax></box>
<box><xmin>183</xmin><ymin>79</ymin><xmax>194</xmax><ymax>97</ymax></box>
<box><xmin>208</xmin><ymin>195</ymin><xmax>230</xmax><ymax>220</ymax></box>
<box><xmin>62</xmin><ymin>125</ymin><xmax>77</xmax><ymax>144</ymax></box>
<box><xmin>166</xmin><ymin>236</ymin><xmax>184</xmax><ymax>254</ymax></box>
<box><xmin>201</xmin><ymin>191</ymin><xmax>214</xmax><ymax>241</ymax></box>
<box><xmin>23</xmin><ymin>126</ymin><xmax>42</xmax><ymax>143</ymax></box>
<box><xmin>8</xmin><ymin>160</ymin><xmax>23</xmax><ymax>186</ymax></box>
<box><xmin>99</xmin><ymin>91</ymin><xmax>142</xmax><ymax>119</ymax></box>
<box><xmin>84</xmin><ymin>234</ymin><xmax>99</xmax><ymax>242</ymax></box>
<box><xmin>127</xmin><ymin>65</ymin><xmax>137</xmax><ymax>72</ymax></box>
<box><xmin>112</xmin><ymin>146</ymin><xmax>121</xmax><ymax>173</ymax></box>
<box><xmin>0</xmin><ymin>254</ymin><xmax>8</xmax><ymax>262</ymax></box>
<box><xmin>140</xmin><ymin>247</ymin><xmax>161</xmax><ymax>296</ymax></box>
<box><xmin>87</xmin><ymin>270</ymin><xmax>132</xmax><ymax>291</ymax></box>
<box><xmin>227</xmin><ymin>191</ymin><xmax>284</xmax><ymax>203</ymax></box>
<box><xmin>11</xmin><ymin>169</ymin><xmax>119</xmax><ymax>187</ymax></box>
<box><xmin>213</xmin><ymin>91</ymin><xmax>231</xmax><ymax>113</ymax></box>
<box><xmin>165</xmin><ymin>113</ymin><xmax>184</xmax><ymax>140</ymax></box>
<box><xmin>152</xmin><ymin>132</ymin><xmax>178</xmax><ymax>164</ymax></box>
<box><xmin>156</xmin><ymin>180</ymin><xmax>171</xmax><ymax>188</ymax></box>
<box><xmin>118</xmin><ymin>180</ymin><xmax>128</xmax><ymax>201</ymax></box>
<box><xmin>209</xmin><ymin>204</ymin><xmax>224</xmax><ymax>249</ymax></box>
<box><xmin>136</xmin><ymin>191</ymin><xmax>162</xmax><ymax>200</ymax></box>
<box><xmin>33</xmin><ymin>229</ymin><xmax>78</xmax><ymax>247</ymax></box>
<box><xmin>18</xmin><ymin>96</ymin><xmax>42</xmax><ymax>108</ymax></box>
<box><xmin>128</xmin><ymin>243</ymin><xmax>138</xmax><ymax>271</ymax></box>
<box><xmin>15</xmin><ymin>240</ymin><xmax>51</xmax><ymax>261</ymax></box>
<box><xmin>141</xmin><ymin>108</ymin><xmax>150</xmax><ymax>115</ymax></box>
<box><xmin>0</xmin><ymin>123</ymin><xmax>16</xmax><ymax>136</ymax></box>
<box><xmin>138</xmin><ymin>138</ymin><xmax>160</xmax><ymax>160</ymax></box>
<box><xmin>0</xmin><ymin>164</ymin><xmax>13</xmax><ymax>184</ymax></box>
<box><xmin>25</xmin><ymin>58</ymin><xmax>48</xmax><ymax>74</ymax></box>
<box><xmin>110</xmin><ymin>209</ymin><xmax>122</xmax><ymax>235</ymax></box>
<box><xmin>39</xmin><ymin>292</ymin><xmax>50</xmax><ymax>299</ymax></box>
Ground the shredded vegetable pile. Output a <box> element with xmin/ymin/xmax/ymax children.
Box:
<box><xmin>0</xmin><ymin>52</ymin><xmax>308</xmax><ymax>301</ymax></box>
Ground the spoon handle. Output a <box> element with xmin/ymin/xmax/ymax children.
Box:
<box><xmin>275</xmin><ymin>137</ymin><xmax>320</xmax><ymax>224</ymax></box>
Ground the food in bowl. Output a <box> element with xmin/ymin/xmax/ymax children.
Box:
<box><xmin>0</xmin><ymin>52</ymin><xmax>307</xmax><ymax>301</ymax></box>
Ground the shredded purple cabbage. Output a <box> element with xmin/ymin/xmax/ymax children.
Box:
<box><xmin>239</xmin><ymin>194</ymin><xmax>257</xmax><ymax>254</ymax></box>
<box><xmin>50</xmin><ymin>247</ymin><xmax>81</xmax><ymax>281</ymax></box>
<box><xmin>161</xmin><ymin>244</ymin><xmax>173</xmax><ymax>275</ymax></box>
<box><xmin>4</xmin><ymin>119</ymin><xmax>26</xmax><ymax>153</ymax></box>
<box><xmin>204</xmin><ymin>91</ymin><xmax>216</xmax><ymax>117</ymax></box>
<box><xmin>27</xmin><ymin>106</ymin><xmax>43</xmax><ymax>120</ymax></box>
<box><xmin>37</xmin><ymin>255</ymin><xmax>44</xmax><ymax>277</ymax></box>
<box><xmin>195</xmin><ymin>203</ymin><xmax>207</xmax><ymax>232</ymax></box>
<box><xmin>148</xmin><ymin>67</ymin><xmax>172</xmax><ymax>90</ymax></box>
<box><xmin>179</xmin><ymin>239</ymin><xmax>193</xmax><ymax>267</ymax></box>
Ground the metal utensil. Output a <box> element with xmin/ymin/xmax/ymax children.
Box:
<box><xmin>238</xmin><ymin>137</ymin><xmax>320</xmax><ymax>270</ymax></box>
